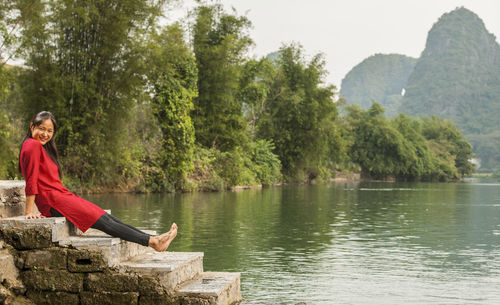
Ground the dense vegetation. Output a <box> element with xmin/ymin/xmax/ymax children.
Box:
<box><xmin>344</xmin><ymin>103</ymin><xmax>473</xmax><ymax>180</ymax></box>
<box><xmin>340</xmin><ymin>54</ymin><xmax>417</xmax><ymax>117</ymax></box>
<box><xmin>0</xmin><ymin>1</ymin><xmax>474</xmax><ymax>192</ymax></box>
<box><xmin>341</xmin><ymin>7</ymin><xmax>500</xmax><ymax>172</ymax></box>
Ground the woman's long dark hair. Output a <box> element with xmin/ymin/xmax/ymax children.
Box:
<box><xmin>19</xmin><ymin>111</ymin><xmax>62</xmax><ymax>178</ymax></box>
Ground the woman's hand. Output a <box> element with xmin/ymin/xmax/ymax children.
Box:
<box><xmin>25</xmin><ymin>212</ymin><xmax>45</xmax><ymax>219</ymax></box>
<box><xmin>25</xmin><ymin>195</ymin><xmax>44</xmax><ymax>219</ymax></box>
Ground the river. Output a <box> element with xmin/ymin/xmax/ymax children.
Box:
<box><xmin>85</xmin><ymin>181</ymin><xmax>500</xmax><ymax>304</ymax></box>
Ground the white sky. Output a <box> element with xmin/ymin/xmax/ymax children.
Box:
<box><xmin>167</xmin><ymin>0</ymin><xmax>500</xmax><ymax>89</ymax></box>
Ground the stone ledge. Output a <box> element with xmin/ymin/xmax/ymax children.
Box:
<box><xmin>120</xmin><ymin>251</ymin><xmax>204</xmax><ymax>290</ymax></box>
<box><xmin>0</xmin><ymin>216</ymin><xmax>72</xmax><ymax>243</ymax></box>
<box><xmin>0</xmin><ymin>226</ymin><xmax>53</xmax><ymax>250</ymax></box>
<box><xmin>177</xmin><ymin>272</ymin><xmax>241</xmax><ymax>305</ymax></box>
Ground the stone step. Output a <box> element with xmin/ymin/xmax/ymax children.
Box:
<box><xmin>58</xmin><ymin>236</ymin><xmax>122</xmax><ymax>266</ymax></box>
<box><xmin>119</xmin><ymin>251</ymin><xmax>204</xmax><ymax>290</ymax></box>
<box><xmin>0</xmin><ymin>216</ymin><xmax>72</xmax><ymax>247</ymax></box>
<box><xmin>176</xmin><ymin>272</ymin><xmax>242</xmax><ymax>305</ymax></box>
<box><xmin>58</xmin><ymin>234</ymin><xmax>153</xmax><ymax>267</ymax></box>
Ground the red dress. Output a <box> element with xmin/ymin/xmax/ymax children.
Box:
<box><xmin>20</xmin><ymin>138</ymin><xmax>106</xmax><ymax>232</ymax></box>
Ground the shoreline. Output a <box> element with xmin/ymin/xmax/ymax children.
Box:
<box><xmin>7</xmin><ymin>171</ymin><xmax>483</xmax><ymax>195</ymax></box>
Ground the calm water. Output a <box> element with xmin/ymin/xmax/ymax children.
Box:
<box><xmin>85</xmin><ymin>181</ymin><xmax>500</xmax><ymax>304</ymax></box>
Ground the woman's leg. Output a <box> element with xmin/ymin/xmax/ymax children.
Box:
<box><xmin>51</xmin><ymin>207</ymin><xmax>151</xmax><ymax>246</ymax></box>
<box><xmin>50</xmin><ymin>207</ymin><xmax>177</xmax><ymax>251</ymax></box>
<box><xmin>91</xmin><ymin>213</ymin><xmax>151</xmax><ymax>247</ymax></box>
<box><xmin>106</xmin><ymin>213</ymin><xmax>148</xmax><ymax>235</ymax></box>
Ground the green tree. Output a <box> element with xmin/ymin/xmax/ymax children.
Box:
<box><xmin>191</xmin><ymin>4</ymin><xmax>252</xmax><ymax>151</ymax></box>
<box><xmin>17</xmin><ymin>0</ymin><xmax>166</xmax><ymax>188</ymax></box>
<box><xmin>238</xmin><ymin>58</ymin><xmax>276</xmax><ymax>136</ymax></box>
<box><xmin>148</xmin><ymin>24</ymin><xmax>197</xmax><ymax>191</ymax></box>
<box><xmin>344</xmin><ymin>103</ymin><xmax>474</xmax><ymax>180</ymax></box>
<box><xmin>257</xmin><ymin>44</ymin><xmax>341</xmax><ymax>181</ymax></box>
<box><xmin>345</xmin><ymin>103</ymin><xmax>416</xmax><ymax>179</ymax></box>
<box><xmin>421</xmin><ymin>116</ymin><xmax>475</xmax><ymax>177</ymax></box>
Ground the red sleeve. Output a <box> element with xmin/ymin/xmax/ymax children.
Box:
<box><xmin>20</xmin><ymin>139</ymin><xmax>42</xmax><ymax>196</ymax></box>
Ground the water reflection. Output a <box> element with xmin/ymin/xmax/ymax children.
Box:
<box><xmin>85</xmin><ymin>182</ymin><xmax>500</xmax><ymax>304</ymax></box>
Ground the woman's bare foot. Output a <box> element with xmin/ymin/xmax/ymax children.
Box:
<box><xmin>149</xmin><ymin>223</ymin><xmax>178</xmax><ymax>252</ymax></box>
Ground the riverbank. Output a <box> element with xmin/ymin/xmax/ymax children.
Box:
<box><xmin>63</xmin><ymin>171</ymin><xmax>364</xmax><ymax>195</ymax></box>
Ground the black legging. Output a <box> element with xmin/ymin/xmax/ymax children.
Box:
<box><xmin>50</xmin><ymin>208</ymin><xmax>151</xmax><ymax>246</ymax></box>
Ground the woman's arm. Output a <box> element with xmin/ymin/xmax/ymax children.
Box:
<box><xmin>21</xmin><ymin>140</ymin><xmax>45</xmax><ymax>219</ymax></box>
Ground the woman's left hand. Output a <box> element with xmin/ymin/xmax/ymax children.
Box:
<box><xmin>25</xmin><ymin>212</ymin><xmax>45</xmax><ymax>219</ymax></box>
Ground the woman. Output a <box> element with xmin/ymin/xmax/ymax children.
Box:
<box><xmin>19</xmin><ymin>111</ymin><xmax>177</xmax><ymax>252</ymax></box>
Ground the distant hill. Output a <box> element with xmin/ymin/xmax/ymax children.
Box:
<box><xmin>341</xmin><ymin>7</ymin><xmax>500</xmax><ymax>171</ymax></box>
<box><xmin>400</xmin><ymin>7</ymin><xmax>500</xmax><ymax>135</ymax></box>
<box><xmin>340</xmin><ymin>54</ymin><xmax>417</xmax><ymax>117</ymax></box>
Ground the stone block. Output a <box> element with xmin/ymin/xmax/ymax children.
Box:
<box><xmin>0</xmin><ymin>226</ymin><xmax>52</xmax><ymax>250</ymax></box>
<box><xmin>0</xmin><ymin>181</ymin><xmax>26</xmax><ymax>219</ymax></box>
<box><xmin>58</xmin><ymin>236</ymin><xmax>121</xmax><ymax>267</ymax></box>
<box><xmin>1</xmin><ymin>294</ymin><xmax>35</xmax><ymax>305</ymax></box>
<box><xmin>85</xmin><ymin>271</ymin><xmax>139</xmax><ymax>292</ymax></box>
<box><xmin>0</xmin><ymin>249</ymin><xmax>25</xmax><ymax>295</ymax></box>
<box><xmin>80</xmin><ymin>291</ymin><xmax>139</xmax><ymax>305</ymax></box>
<box><xmin>176</xmin><ymin>272</ymin><xmax>241</xmax><ymax>305</ymax></box>
<box><xmin>22</xmin><ymin>248</ymin><xmax>67</xmax><ymax>270</ymax></box>
<box><xmin>67</xmin><ymin>249</ymin><xmax>106</xmax><ymax>272</ymax></box>
<box><xmin>137</xmin><ymin>275</ymin><xmax>168</xmax><ymax>295</ymax></box>
<box><xmin>0</xmin><ymin>284</ymin><xmax>13</xmax><ymax>304</ymax></box>
<box><xmin>26</xmin><ymin>291</ymin><xmax>79</xmax><ymax>305</ymax></box>
<box><xmin>21</xmin><ymin>270</ymin><xmax>84</xmax><ymax>293</ymax></box>
<box><xmin>0</xmin><ymin>217</ymin><xmax>71</xmax><ymax>243</ymax></box>
<box><xmin>139</xmin><ymin>294</ymin><xmax>178</xmax><ymax>305</ymax></box>
<box><xmin>119</xmin><ymin>252</ymin><xmax>204</xmax><ymax>290</ymax></box>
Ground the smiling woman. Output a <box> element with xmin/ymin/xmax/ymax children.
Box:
<box><xmin>18</xmin><ymin>111</ymin><xmax>178</xmax><ymax>252</ymax></box>
<box><xmin>30</xmin><ymin>117</ymin><xmax>54</xmax><ymax>145</ymax></box>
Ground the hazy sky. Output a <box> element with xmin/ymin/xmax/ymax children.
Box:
<box><xmin>168</xmin><ymin>0</ymin><xmax>500</xmax><ymax>89</ymax></box>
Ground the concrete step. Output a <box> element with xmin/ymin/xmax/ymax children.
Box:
<box><xmin>58</xmin><ymin>233</ymin><xmax>153</xmax><ymax>266</ymax></box>
<box><xmin>58</xmin><ymin>235</ymin><xmax>122</xmax><ymax>266</ymax></box>
<box><xmin>77</xmin><ymin>228</ymin><xmax>157</xmax><ymax>260</ymax></box>
<box><xmin>176</xmin><ymin>272</ymin><xmax>242</xmax><ymax>305</ymax></box>
<box><xmin>119</xmin><ymin>251</ymin><xmax>204</xmax><ymax>290</ymax></box>
<box><xmin>0</xmin><ymin>216</ymin><xmax>71</xmax><ymax>243</ymax></box>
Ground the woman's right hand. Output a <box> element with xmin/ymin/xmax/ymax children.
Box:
<box><xmin>25</xmin><ymin>212</ymin><xmax>45</xmax><ymax>219</ymax></box>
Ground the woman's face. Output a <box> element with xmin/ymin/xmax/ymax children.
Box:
<box><xmin>30</xmin><ymin>119</ymin><xmax>54</xmax><ymax>146</ymax></box>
